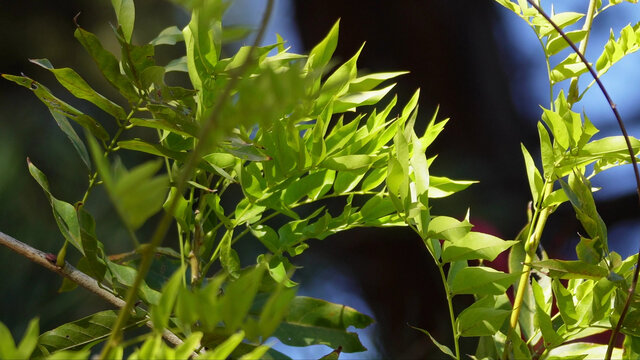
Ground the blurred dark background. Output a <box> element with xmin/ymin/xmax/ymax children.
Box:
<box><xmin>1</xmin><ymin>1</ymin><xmax>639</xmax><ymax>359</ymax></box>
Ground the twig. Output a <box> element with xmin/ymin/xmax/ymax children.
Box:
<box><xmin>99</xmin><ymin>0</ymin><xmax>276</xmax><ymax>357</ymax></box>
<box><xmin>0</xmin><ymin>231</ymin><xmax>184</xmax><ymax>349</ymax></box>
<box><xmin>526</xmin><ymin>1</ymin><xmax>640</xmax><ymax>358</ymax></box>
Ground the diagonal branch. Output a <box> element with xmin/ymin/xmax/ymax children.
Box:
<box><xmin>0</xmin><ymin>231</ymin><xmax>184</xmax><ymax>349</ymax></box>
<box><xmin>526</xmin><ymin>1</ymin><xmax>640</xmax><ymax>358</ymax></box>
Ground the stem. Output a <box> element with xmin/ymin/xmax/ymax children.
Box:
<box><xmin>0</xmin><ymin>231</ymin><xmax>185</xmax><ymax>350</ymax></box>
<box><xmin>437</xmin><ymin>261</ymin><xmax>460</xmax><ymax>360</ymax></box>
<box><xmin>567</xmin><ymin>0</ymin><xmax>597</xmax><ymax>105</ymax></box>
<box><xmin>99</xmin><ymin>2</ymin><xmax>275</xmax><ymax>357</ymax></box>
<box><xmin>504</xmin><ymin>181</ymin><xmax>552</xmax><ymax>359</ymax></box>
<box><xmin>526</xmin><ymin>2</ymin><xmax>640</xmax><ymax>358</ymax></box>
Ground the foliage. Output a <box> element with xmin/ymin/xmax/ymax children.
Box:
<box><xmin>3</xmin><ymin>0</ymin><xmax>640</xmax><ymax>359</ymax></box>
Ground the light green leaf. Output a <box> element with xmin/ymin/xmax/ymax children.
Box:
<box><xmin>220</xmin><ymin>230</ymin><xmax>240</xmax><ymax>277</ymax></box>
<box><xmin>349</xmin><ymin>71</ymin><xmax>408</xmax><ymax>92</ymax></box>
<box><xmin>538</xmin><ymin>122</ymin><xmax>554</xmax><ymax>178</ymax></box>
<box><xmin>305</xmin><ymin>20</ymin><xmax>339</xmax><ymax>73</ymax></box>
<box><xmin>150</xmin><ymin>26</ymin><xmax>184</xmax><ymax>45</ymax></box>
<box><xmin>175</xmin><ymin>332</ymin><xmax>203</xmax><ymax>360</ymax></box>
<box><xmin>333</xmin><ymin>84</ymin><xmax>396</xmax><ymax>113</ymax></box>
<box><xmin>532</xmin><ymin>279</ymin><xmax>563</xmax><ymax>347</ymax></box>
<box><xmin>321</xmin><ymin>154</ymin><xmax>377</xmax><ymax>171</ymax></box>
<box><xmin>450</xmin><ymin>267</ymin><xmax>518</xmax><ymax>295</ymax></box>
<box><xmin>111</xmin><ymin>0</ymin><xmax>135</xmax><ymax>42</ymax></box>
<box><xmin>550</xmin><ymin>53</ymin><xmax>588</xmax><ymax>84</ymax></box>
<box><xmin>456</xmin><ymin>295</ymin><xmax>511</xmax><ymax>337</ymax></box>
<box><xmin>428</xmin><ymin>176</ymin><xmax>477</xmax><ymax>198</ymax></box>
<box><xmin>552</xmin><ymin>279</ymin><xmax>578</xmax><ymax>327</ymax></box>
<box><xmin>427</xmin><ymin>216</ymin><xmax>473</xmax><ymax>242</ymax></box>
<box><xmin>546</xmin><ymin>343</ymin><xmax>622</xmax><ymax>359</ymax></box>
<box><xmin>442</xmin><ymin>233</ymin><xmax>518</xmax><ymax>263</ymax></box>
<box><xmin>529</xmin><ymin>259</ymin><xmax>608</xmax><ymax>280</ymax></box>
<box><xmin>521</xmin><ymin>144</ymin><xmax>543</xmax><ymax>202</ymax></box>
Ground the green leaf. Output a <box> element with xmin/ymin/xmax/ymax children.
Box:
<box><xmin>150</xmin><ymin>267</ymin><xmax>184</xmax><ymax>332</ymax></box>
<box><xmin>533</xmin><ymin>12</ymin><xmax>584</xmax><ymax>37</ymax></box>
<box><xmin>409</xmin><ymin>325</ymin><xmax>456</xmax><ymax>359</ymax></box>
<box><xmin>220</xmin><ymin>230</ymin><xmax>240</xmax><ymax>277</ymax></box>
<box><xmin>175</xmin><ymin>332</ymin><xmax>203</xmax><ymax>359</ymax></box>
<box><xmin>450</xmin><ymin>267</ymin><xmax>519</xmax><ymax>295</ymax></box>
<box><xmin>27</xmin><ymin>160</ymin><xmax>83</xmax><ymax>254</ymax></box>
<box><xmin>150</xmin><ymin>26</ymin><xmax>184</xmax><ymax>46</ymax></box>
<box><xmin>552</xmin><ymin>279</ymin><xmax>579</xmax><ymax>327</ymax></box>
<box><xmin>111</xmin><ymin>0</ymin><xmax>135</xmax><ymax>42</ymax></box>
<box><xmin>13</xmin><ymin>318</ymin><xmax>39</xmax><ymax>359</ymax></box>
<box><xmin>541</xmin><ymin>107</ymin><xmax>570</xmax><ymax>149</ymax></box>
<box><xmin>305</xmin><ymin>20</ymin><xmax>339</xmax><ymax>73</ymax></box>
<box><xmin>333</xmin><ymin>84</ymin><xmax>396</xmax><ymax>113</ymax></box>
<box><xmin>2</xmin><ymin>74</ymin><xmax>109</xmax><ymax>141</ymax></box>
<box><xmin>106</xmin><ymin>261</ymin><xmax>161</xmax><ymax>305</ymax></box>
<box><xmin>546</xmin><ymin>343</ymin><xmax>622</xmax><ymax>359</ymax></box>
<box><xmin>521</xmin><ymin>144</ymin><xmax>543</xmax><ymax>202</ymax></box>
<box><xmin>441</xmin><ymin>232</ymin><xmax>518</xmax><ymax>263</ymax></box>
<box><xmin>258</xmin><ymin>285</ymin><xmax>297</xmax><ymax>339</ymax></box>
<box><xmin>29</xmin><ymin>58</ymin><xmax>127</xmax><ymax>120</ymax></box>
<box><xmin>546</xmin><ymin>30</ymin><xmax>588</xmax><ymax>56</ymax></box>
<box><xmin>221</xmin><ymin>266</ymin><xmax>265</xmax><ymax>332</ymax></box>
<box><xmin>73</xmin><ymin>27</ymin><xmax>138</xmax><ymax>102</ymax></box>
<box><xmin>428</xmin><ymin>176</ymin><xmax>477</xmax><ymax>198</ymax></box>
<box><xmin>348</xmin><ymin>71</ymin><xmax>408</xmax><ymax>92</ymax></box>
<box><xmin>537</xmin><ymin>122</ymin><xmax>554</xmax><ymax>178</ymax></box>
<box><xmin>427</xmin><ymin>216</ymin><xmax>472</xmax><ymax>242</ymax></box>
<box><xmin>333</xmin><ymin>168</ymin><xmax>368</xmax><ymax>194</ymax></box>
<box><xmin>529</xmin><ymin>259</ymin><xmax>608</xmax><ymax>280</ymax></box>
<box><xmin>48</xmin><ymin>110</ymin><xmax>91</xmax><ymax>170</ymax></box>
<box><xmin>550</xmin><ymin>53</ymin><xmax>588</xmax><ymax>84</ymax></box>
<box><xmin>77</xmin><ymin>208</ymin><xmax>107</xmax><ymax>282</ymax></box>
<box><xmin>532</xmin><ymin>279</ymin><xmax>563</xmax><ymax>347</ymax></box>
<box><xmin>316</xmin><ymin>44</ymin><xmax>363</xmax><ymax>112</ymax></box>
<box><xmin>272</xmin><ymin>296</ymin><xmax>373</xmax><ymax>353</ymax></box>
<box><xmin>456</xmin><ymin>295</ymin><xmax>511</xmax><ymax>337</ymax></box>
<box><xmin>321</xmin><ymin>154</ymin><xmax>377</xmax><ymax>171</ymax></box>
<box><xmin>200</xmin><ymin>331</ymin><xmax>245</xmax><ymax>360</ymax></box>
<box><xmin>33</xmin><ymin>310</ymin><xmax>145</xmax><ymax>356</ymax></box>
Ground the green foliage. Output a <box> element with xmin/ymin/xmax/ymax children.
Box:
<box><xmin>4</xmin><ymin>0</ymin><xmax>640</xmax><ymax>359</ymax></box>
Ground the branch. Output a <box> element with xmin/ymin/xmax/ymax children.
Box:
<box><xmin>0</xmin><ymin>231</ymin><xmax>184</xmax><ymax>349</ymax></box>
<box><xmin>526</xmin><ymin>1</ymin><xmax>640</xmax><ymax>358</ymax></box>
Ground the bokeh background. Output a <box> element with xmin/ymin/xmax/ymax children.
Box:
<box><xmin>1</xmin><ymin>0</ymin><xmax>640</xmax><ymax>358</ymax></box>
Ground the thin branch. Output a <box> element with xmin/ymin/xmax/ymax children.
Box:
<box><xmin>526</xmin><ymin>1</ymin><xmax>640</xmax><ymax>358</ymax></box>
<box><xmin>0</xmin><ymin>231</ymin><xmax>184</xmax><ymax>349</ymax></box>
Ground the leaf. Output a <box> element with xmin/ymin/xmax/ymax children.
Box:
<box><xmin>552</xmin><ymin>279</ymin><xmax>578</xmax><ymax>327</ymax></box>
<box><xmin>48</xmin><ymin>110</ymin><xmax>91</xmax><ymax>170</ymax></box>
<box><xmin>305</xmin><ymin>19</ymin><xmax>339</xmax><ymax>73</ymax></box>
<box><xmin>550</xmin><ymin>53</ymin><xmax>588</xmax><ymax>84</ymax></box>
<box><xmin>89</xmin><ymin>137</ymin><xmax>169</xmax><ymax>230</ymax></box>
<box><xmin>546</xmin><ymin>30</ymin><xmax>588</xmax><ymax>56</ymax></box>
<box><xmin>239</xmin><ymin>344</ymin><xmax>274</xmax><ymax>360</ymax></box>
<box><xmin>456</xmin><ymin>295</ymin><xmax>511</xmax><ymax>337</ymax></box>
<box><xmin>428</xmin><ymin>176</ymin><xmax>477</xmax><ymax>198</ymax></box>
<box><xmin>441</xmin><ymin>232</ymin><xmax>518</xmax><ymax>263</ymax></box>
<box><xmin>221</xmin><ymin>266</ymin><xmax>265</xmax><ymax>332</ymax></box>
<box><xmin>521</xmin><ymin>144</ymin><xmax>543</xmax><ymax>202</ymax></box>
<box><xmin>258</xmin><ymin>285</ymin><xmax>297</xmax><ymax>339</ymax></box>
<box><xmin>2</xmin><ymin>74</ymin><xmax>109</xmax><ymax>141</ymax></box>
<box><xmin>529</xmin><ymin>259</ymin><xmax>608</xmax><ymax>280</ymax></box>
<box><xmin>321</xmin><ymin>154</ymin><xmax>377</xmax><ymax>171</ymax></box>
<box><xmin>175</xmin><ymin>332</ymin><xmax>203</xmax><ymax>359</ymax></box>
<box><xmin>427</xmin><ymin>216</ymin><xmax>473</xmax><ymax>242</ymax></box>
<box><xmin>450</xmin><ymin>267</ymin><xmax>519</xmax><ymax>295</ymax></box>
<box><xmin>409</xmin><ymin>325</ymin><xmax>456</xmax><ymax>359</ymax></box>
<box><xmin>272</xmin><ymin>296</ymin><xmax>373</xmax><ymax>353</ymax></box>
<box><xmin>541</xmin><ymin>107</ymin><xmax>570</xmax><ymax>149</ymax></box>
<box><xmin>333</xmin><ymin>84</ymin><xmax>396</xmax><ymax>113</ymax></box>
<box><xmin>77</xmin><ymin>208</ymin><xmax>107</xmax><ymax>282</ymax></box>
<box><xmin>33</xmin><ymin>310</ymin><xmax>145</xmax><ymax>356</ymax></box>
<box><xmin>348</xmin><ymin>71</ymin><xmax>408</xmax><ymax>92</ymax></box>
<box><xmin>546</xmin><ymin>343</ymin><xmax>622</xmax><ymax>359</ymax></box>
<box><xmin>29</xmin><ymin>58</ymin><xmax>127</xmax><ymax>120</ymax></box>
<box><xmin>111</xmin><ymin>0</ymin><xmax>135</xmax><ymax>42</ymax></box>
<box><xmin>538</xmin><ymin>122</ymin><xmax>554</xmax><ymax>178</ymax></box>
<box><xmin>220</xmin><ymin>230</ymin><xmax>240</xmax><ymax>277</ymax></box>
<box><xmin>74</xmin><ymin>27</ymin><xmax>138</xmax><ymax>102</ymax></box>
<box><xmin>150</xmin><ymin>267</ymin><xmax>184</xmax><ymax>332</ymax></box>
<box><xmin>200</xmin><ymin>331</ymin><xmax>245</xmax><ymax>360</ymax></box>
<box><xmin>106</xmin><ymin>261</ymin><xmax>161</xmax><ymax>305</ymax></box>
<box><xmin>150</xmin><ymin>26</ymin><xmax>184</xmax><ymax>45</ymax></box>
<box><xmin>27</xmin><ymin>160</ymin><xmax>83</xmax><ymax>254</ymax></box>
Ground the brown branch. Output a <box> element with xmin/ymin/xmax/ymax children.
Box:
<box><xmin>526</xmin><ymin>1</ymin><xmax>640</xmax><ymax>358</ymax></box>
<box><xmin>0</xmin><ymin>231</ymin><xmax>184</xmax><ymax>349</ymax></box>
